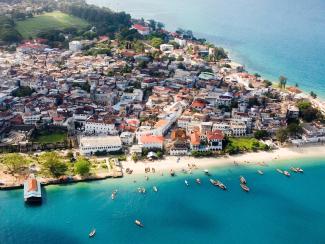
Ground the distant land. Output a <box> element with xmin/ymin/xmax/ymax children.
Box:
<box><xmin>15</xmin><ymin>11</ymin><xmax>90</xmax><ymax>39</ymax></box>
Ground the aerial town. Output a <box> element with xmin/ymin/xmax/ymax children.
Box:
<box><xmin>0</xmin><ymin>0</ymin><xmax>325</xmax><ymax>188</ymax></box>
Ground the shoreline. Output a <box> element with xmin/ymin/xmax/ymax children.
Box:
<box><xmin>3</xmin><ymin>145</ymin><xmax>325</xmax><ymax>190</ymax></box>
<box><xmin>121</xmin><ymin>145</ymin><xmax>325</xmax><ymax>177</ymax></box>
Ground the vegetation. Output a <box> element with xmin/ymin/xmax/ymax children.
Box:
<box><xmin>297</xmin><ymin>101</ymin><xmax>320</xmax><ymax>122</ymax></box>
<box><xmin>74</xmin><ymin>157</ymin><xmax>91</xmax><ymax>176</ymax></box>
<box><xmin>254</xmin><ymin>130</ymin><xmax>269</xmax><ymax>140</ymax></box>
<box><xmin>0</xmin><ymin>16</ymin><xmax>22</xmax><ymax>43</ymax></box>
<box><xmin>191</xmin><ymin>151</ymin><xmax>213</xmax><ymax>157</ymax></box>
<box><xmin>310</xmin><ymin>91</ymin><xmax>317</xmax><ymax>99</ymax></box>
<box><xmin>12</xmin><ymin>86</ymin><xmax>34</xmax><ymax>97</ymax></box>
<box><xmin>32</xmin><ymin>131</ymin><xmax>67</xmax><ymax>144</ymax></box>
<box><xmin>40</xmin><ymin>152</ymin><xmax>67</xmax><ymax>178</ymax></box>
<box><xmin>150</xmin><ymin>37</ymin><xmax>163</xmax><ymax>48</ymax></box>
<box><xmin>131</xmin><ymin>153</ymin><xmax>138</xmax><ymax>162</ymax></box>
<box><xmin>263</xmin><ymin>80</ymin><xmax>272</xmax><ymax>88</ymax></box>
<box><xmin>0</xmin><ymin>153</ymin><xmax>27</xmax><ymax>174</ymax></box>
<box><xmin>16</xmin><ymin>11</ymin><xmax>89</xmax><ymax>39</ymax></box>
<box><xmin>278</xmin><ymin>75</ymin><xmax>287</xmax><ymax>89</ymax></box>
<box><xmin>225</xmin><ymin>137</ymin><xmax>268</xmax><ymax>153</ymax></box>
<box><xmin>276</xmin><ymin>128</ymin><xmax>288</xmax><ymax>144</ymax></box>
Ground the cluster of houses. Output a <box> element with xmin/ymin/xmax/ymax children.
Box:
<box><xmin>1</xmin><ymin>21</ymin><xmax>325</xmax><ymax>156</ymax></box>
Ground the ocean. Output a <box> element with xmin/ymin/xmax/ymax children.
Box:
<box><xmin>87</xmin><ymin>0</ymin><xmax>325</xmax><ymax>98</ymax></box>
<box><xmin>1</xmin><ymin>158</ymin><xmax>325</xmax><ymax>244</ymax></box>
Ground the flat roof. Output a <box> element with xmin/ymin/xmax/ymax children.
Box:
<box><xmin>80</xmin><ymin>136</ymin><xmax>121</xmax><ymax>147</ymax></box>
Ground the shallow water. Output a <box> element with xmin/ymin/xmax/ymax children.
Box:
<box><xmin>1</xmin><ymin>158</ymin><xmax>325</xmax><ymax>243</ymax></box>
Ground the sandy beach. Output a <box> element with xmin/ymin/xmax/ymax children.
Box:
<box><xmin>121</xmin><ymin>145</ymin><xmax>325</xmax><ymax>176</ymax></box>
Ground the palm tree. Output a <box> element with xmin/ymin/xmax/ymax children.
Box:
<box><xmin>279</xmin><ymin>76</ymin><xmax>287</xmax><ymax>89</ymax></box>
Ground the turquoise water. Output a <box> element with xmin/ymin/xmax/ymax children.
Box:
<box><xmin>1</xmin><ymin>158</ymin><xmax>325</xmax><ymax>244</ymax></box>
<box><xmin>88</xmin><ymin>0</ymin><xmax>325</xmax><ymax>97</ymax></box>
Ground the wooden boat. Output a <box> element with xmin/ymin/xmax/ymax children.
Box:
<box><xmin>185</xmin><ymin>180</ymin><xmax>189</xmax><ymax>186</ymax></box>
<box><xmin>283</xmin><ymin>171</ymin><xmax>290</xmax><ymax>177</ymax></box>
<box><xmin>170</xmin><ymin>169</ymin><xmax>175</xmax><ymax>176</ymax></box>
<box><xmin>196</xmin><ymin>178</ymin><xmax>201</xmax><ymax>184</ymax></box>
<box><xmin>297</xmin><ymin>167</ymin><xmax>304</xmax><ymax>173</ymax></box>
<box><xmin>239</xmin><ymin>176</ymin><xmax>247</xmax><ymax>184</ymax></box>
<box><xmin>290</xmin><ymin>167</ymin><xmax>299</xmax><ymax>173</ymax></box>
<box><xmin>138</xmin><ymin>187</ymin><xmax>146</xmax><ymax>194</ymax></box>
<box><xmin>210</xmin><ymin>179</ymin><xmax>226</xmax><ymax>189</ymax></box>
<box><xmin>135</xmin><ymin>220</ymin><xmax>144</xmax><ymax>227</ymax></box>
<box><xmin>257</xmin><ymin>170</ymin><xmax>264</xmax><ymax>175</ymax></box>
<box><xmin>145</xmin><ymin>176</ymin><xmax>149</xmax><ymax>181</ymax></box>
<box><xmin>24</xmin><ymin>175</ymin><xmax>42</xmax><ymax>204</ymax></box>
<box><xmin>240</xmin><ymin>184</ymin><xmax>250</xmax><ymax>192</ymax></box>
<box><xmin>153</xmin><ymin>186</ymin><xmax>158</xmax><ymax>192</ymax></box>
<box><xmin>89</xmin><ymin>229</ymin><xmax>96</xmax><ymax>238</ymax></box>
<box><xmin>111</xmin><ymin>191</ymin><xmax>116</xmax><ymax>200</ymax></box>
<box><xmin>276</xmin><ymin>169</ymin><xmax>283</xmax><ymax>174</ymax></box>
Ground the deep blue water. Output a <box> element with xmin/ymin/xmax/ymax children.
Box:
<box><xmin>88</xmin><ymin>0</ymin><xmax>325</xmax><ymax>97</ymax></box>
<box><xmin>1</xmin><ymin>158</ymin><xmax>325</xmax><ymax>244</ymax></box>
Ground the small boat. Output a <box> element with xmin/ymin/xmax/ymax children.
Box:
<box><xmin>283</xmin><ymin>171</ymin><xmax>290</xmax><ymax>177</ymax></box>
<box><xmin>170</xmin><ymin>169</ymin><xmax>175</xmax><ymax>176</ymax></box>
<box><xmin>137</xmin><ymin>187</ymin><xmax>146</xmax><ymax>194</ymax></box>
<box><xmin>276</xmin><ymin>169</ymin><xmax>283</xmax><ymax>174</ymax></box>
<box><xmin>290</xmin><ymin>167</ymin><xmax>299</xmax><ymax>173</ymax></box>
<box><xmin>204</xmin><ymin>169</ymin><xmax>210</xmax><ymax>175</ymax></box>
<box><xmin>111</xmin><ymin>190</ymin><xmax>117</xmax><ymax>200</ymax></box>
<box><xmin>240</xmin><ymin>184</ymin><xmax>250</xmax><ymax>192</ymax></box>
<box><xmin>257</xmin><ymin>170</ymin><xmax>264</xmax><ymax>175</ymax></box>
<box><xmin>210</xmin><ymin>179</ymin><xmax>226</xmax><ymax>190</ymax></box>
<box><xmin>89</xmin><ymin>229</ymin><xmax>96</xmax><ymax>238</ymax></box>
<box><xmin>135</xmin><ymin>220</ymin><xmax>144</xmax><ymax>227</ymax></box>
<box><xmin>188</xmin><ymin>169</ymin><xmax>192</xmax><ymax>174</ymax></box>
<box><xmin>24</xmin><ymin>174</ymin><xmax>42</xmax><ymax>204</ymax></box>
<box><xmin>153</xmin><ymin>186</ymin><xmax>158</xmax><ymax>192</ymax></box>
<box><xmin>297</xmin><ymin>167</ymin><xmax>304</xmax><ymax>173</ymax></box>
<box><xmin>239</xmin><ymin>176</ymin><xmax>247</xmax><ymax>184</ymax></box>
<box><xmin>145</xmin><ymin>176</ymin><xmax>149</xmax><ymax>181</ymax></box>
<box><xmin>185</xmin><ymin>180</ymin><xmax>189</xmax><ymax>186</ymax></box>
<box><xmin>196</xmin><ymin>178</ymin><xmax>201</xmax><ymax>184</ymax></box>
<box><xmin>152</xmin><ymin>168</ymin><xmax>156</xmax><ymax>173</ymax></box>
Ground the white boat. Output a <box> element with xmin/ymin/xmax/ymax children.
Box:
<box><xmin>145</xmin><ymin>176</ymin><xmax>149</xmax><ymax>181</ymax></box>
<box><xmin>240</xmin><ymin>184</ymin><xmax>250</xmax><ymax>192</ymax></box>
<box><xmin>89</xmin><ymin>229</ymin><xmax>96</xmax><ymax>238</ymax></box>
<box><xmin>257</xmin><ymin>170</ymin><xmax>264</xmax><ymax>175</ymax></box>
<box><xmin>24</xmin><ymin>175</ymin><xmax>42</xmax><ymax>204</ymax></box>
<box><xmin>204</xmin><ymin>169</ymin><xmax>209</xmax><ymax>175</ymax></box>
<box><xmin>111</xmin><ymin>190</ymin><xmax>117</xmax><ymax>200</ymax></box>
<box><xmin>135</xmin><ymin>219</ymin><xmax>144</xmax><ymax>227</ymax></box>
<box><xmin>153</xmin><ymin>186</ymin><xmax>158</xmax><ymax>192</ymax></box>
<box><xmin>239</xmin><ymin>176</ymin><xmax>247</xmax><ymax>184</ymax></box>
<box><xmin>185</xmin><ymin>180</ymin><xmax>189</xmax><ymax>186</ymax></box>
<box><xmin>283</xmin><ymin>171</ymin><xmax>290</xmax><ymax>177</ymax></box>
<box><xmin>297</xmin><ymin>167</ymin><xmax>304</xmax><ymax>173</ymax></box>
<box><xmin>290</xmin><ymin>167</ymin><xmax>299</xmax><ymax>173</ymax></box>
<box><xmin>196</xmin><ymin>178</ymin><xmax>201</xmax><ymax>184</ymax></box>
<box><xmin>276</xmin><ymin>169</ymin><xmax>283</xmax><ymax>174</ymax></box>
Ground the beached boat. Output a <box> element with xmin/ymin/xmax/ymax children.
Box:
<box><xmin>89</xmin><ymin>229</ymin><xmax>96</xmax><ymax>238</ymax></box>
<box><xmin>276</xmin><ymin>169</ymin><xmax>283</xmax><ymax>174</ymax></box>
<box><xmin>185</xmin><ymin>180</ymin><xmax>189</xmax><ymax>186</ymax></box>
<box><xmin>135</xmin><ymin>220</ymin><xmax>144</xmax><ymax>227</ymax></box>
<box><xmin>24</xmin><ymin>175</ymin><xmax>42</xmax><ymax>204</ymax></box>
<box><xmin>153</xmin><ymin>186</ymin><xmax>158</xmax><ymax>192</ymax></box>
<box><xmin>257</xmin><ymin>170</ymin><xmax>264</xmax><ymax>175</ymax></box>
<box><xmin>196</xmin><ymin>178</ymin><xmax>201</xmax><ymax>184</ymax></box>
<box><xmin>240</xmin><ymin>184</ymin><xmax>250</xmax><ymax>192</ymax></box>
<box><xmin>283</xmin><ymin>171</ymin><xmax>290</xmax><ymax>177</ymax></box>
<box><xmin>239</xmin><ymin>176</ymin><xmax>247</xmax><ymax>184</ymax></box>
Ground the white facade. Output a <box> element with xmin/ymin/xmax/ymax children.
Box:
<box><xmin>120</xmin><ymin>132</ymin><xmax>135</xmax><ymax>145</ymax></box>
<box><xmin>85</xmin><ymin>121</ymin><xmax>116</xmax><ymax>135</ymax></box>
<box><xmin>69</xmin><ymin>41</ymin><xmax>82</xmax><ymax>52</ymax></box>
<box><xmin>80</xmin><ymin>136</ymin><xmax>122</xmax><ymax>155</ymax></box>
<box><xmin>22</xmin><ymin>113</ymin><xmax>41</xmax><ymax>125</ymax></box>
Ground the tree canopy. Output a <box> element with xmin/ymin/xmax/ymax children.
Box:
<box><xmin>0</xmin><ymin>153</ymin><xmax>27</xmax><ymax>174</ymax></box>
<box><xmin>74</xmin><ymin>157</ymin><xmax>91</xmax><ymax>176</ymax></box>
<box><xmin>40</xmin><ymin>152</ymin><xmax>67</xmax><ymax>178</ymax></box>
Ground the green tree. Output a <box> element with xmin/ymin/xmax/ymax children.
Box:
<box><xmin>276</xmin><ymin>128</ymin><xmax>288</xmax><ymax>144</ymax></box>
<box><xmin>40</xmin><ymin>152</ymin><xmax>67</xmax><ymax>178</ymax></box>
<box><xmin>263</xmin><ymin>80</ymin><xmax>272</xmax><ymax>88</ymax></box>
<box><xmin>287</xmin><ymin>123</ymin><xmax>303</xmax><ymax>137</ymax></box>
<box><xmin>310</xmin><ymin>91</ymin><xmax>317</xmax><ymax>99</ymax></box>
<box><xmin>0</xmin><ymin>153</ymin><xmax>27</xmax><ymax>174</ymax></box>
<box><xmin>254</xmin><ymin>130</ymin><xmax>269</xmax><ymax>140</ymax></box>
<box><xmin>150</xmin><ymin>37</ymin><xmax>163</xmax><ymax>48</ymax></box>
<box><xmin>131</xmin><ymin>153</ymin><xmax>138</xmax><ymax>162</ymax></box>
<box><xmin>278</xmin><ymin>76</ymin><xmax>287</xmax><ymax>89</ymax></box>
<box><xmin>74</xmin><ymin>157</ymin><xmax>91</xmax><ymax>176</ymax></box>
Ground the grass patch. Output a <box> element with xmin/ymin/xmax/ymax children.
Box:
<box><xmin>226</xmin><ymin>137</ymin><xmax>268</xmax><ymax>153</ymax></box>
<box><xmin>33</xmin><ymin>132</ymin><xmax>67</xmax><ymax>144</ymax></box>
<box><xmin>16</xmin><ymin>11</ymin><xmax>89</xmax><ymax>39</ymax></box>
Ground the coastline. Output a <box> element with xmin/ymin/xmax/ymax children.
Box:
<box><xmin>121</xmin><ymin>145</ymin><xmax>325</xmax><ymax>176</ymax></box>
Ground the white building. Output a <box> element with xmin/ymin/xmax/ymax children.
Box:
<box><xmin>69</xmin><ymin>41</ymin><xmax>82</xmax><ymax>52</ymax></box>
<box><xmin>22</xmin><ymin>113</ymin><xmax>41</xmax><ymax>125</ymax></box>
<box><xmin>79</xmin><ymin>136</ymin><xmax>122</xmax><ymax>155</ymax></box>
<box><xmin>230</xmin><ymin>121</ymin><xmax>247</xmax><ymax>137</ymax></box>
<box><xmin>160</xmin><ymin>44</ymin><xmax>174</xmax><ymax>53</ymax></box>
<box><xmin>120</xmin><ymin>132</ymin><xmax>135</xmax><ymax>145</ymax></box>
<box><xmin>139</xmin><ymin>135</ymin><xmax>164</xmax><ymax>150</ymax></box>
<box><xmin>85</xmin><ymin>118</ymin><xmax>117</xmax><ymax>135</ymax></box>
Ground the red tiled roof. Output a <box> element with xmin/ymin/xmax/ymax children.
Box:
<box><xmin>140</xmin><ymin>135</ymin><xmax>164</xmax><ymax>144</ymax></box>
<box><xmin>28</xmin><ymin>179</ymin><xmax>38</xmax><ymax>192</ymax></box>
<box><xmin>207</xmin><ymin>130</ymin><xmax>224</xmax><ymax>140</ymax></box>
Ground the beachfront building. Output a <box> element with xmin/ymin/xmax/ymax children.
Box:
<box><xmin>132</xmin><ymin>24</ymin><xmax>150</xmax><ymax>35</ymax></box>
<box><xmin>287</xmin><ymin>105</ymin><xmax>300</xmax><ymax>119</ymax></box>
<box><xmin>138</xmin><ymin>135</ymin><xmax>164</xmax><ymax>150</ymax></box>
<box><xmin>206</xmin><ymin>130</ymin><xmax>224</xmax><ymax>150</ymax></box>
<box><xmin>79</xmin><ymin>136</ymin><xmax>122</xmax><ymax>155</ymax></box>
<box><xmin>169</xmin><ymin>140</ymin><xmax>189</xmax><ymax>156</ymax></box>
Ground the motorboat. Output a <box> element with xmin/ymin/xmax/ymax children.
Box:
<box><xmin>204</xmin><ymin>169</ymin><xmax>210</xmax><ymax>175</ymax></box>
<box><xmin>257</xmin><ymin>170</ymin><xmax>264</xmax><ymax>175</ymax></box>
<box><xmin>135</xmin><ymin>220</ymin><xmax>144</xmax><ymax>227</ymax></box>
<box><xmin>153</xmin><ymin>186</ymin><xmax>158</xmax><ymax>192</ymax></box>
<box><xmin>89</xmin><ymin>229</ymin><xmax>96</xmax><ymax>238</ymax></box>
<box><xmin>276</xmin><ymin>169</ymin><xmax>283</xmax><ymax>174</ymax></box>
<box><xmin>196</xmin><ymin>178</ymin><xmax>201</xmax><ymax>184</ymax></box>
<box><xmin>297</xmin><ymin>167</ymin><xmax>304</xmax><ymax>173</ymax></box>
<box><xmin>283</xmin><ymin>171</ymin><xmax>290</xmax><ymax>177</ymax></box>
<box><xmin>185</xmin><ymin>180</ymin><xmax>189</xmax><ymax>186</ymax></box>
<box><xmin>290</xmin><ymin>167</ymin><xmax>299</xmax><ymax>173</ymax></box>
<box><xmin>216</xmin><ymin>180</ymin><xmax>227</xmax><ymax>190</ymax></box>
